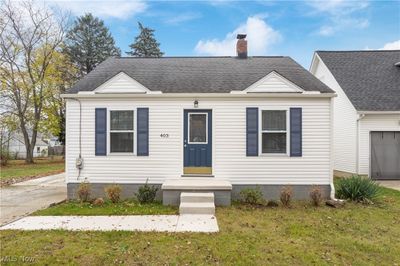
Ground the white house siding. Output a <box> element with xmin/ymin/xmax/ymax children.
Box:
<box><xmin>358</xmin><ymin>114</ymin><xmax>400</xmax><ymax>175</ymax></box>
<box><xmin>311</xmin><ymin>56</ymin><xmax>358</xmax><ymax>174</ymax></box>
<box><xmin>65</xmin><ymin>97</ymin><xmax>332</xmax><ymax>185</ymax></box>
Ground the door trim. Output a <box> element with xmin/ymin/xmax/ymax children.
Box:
<box><xmin>183</xmin><ymin>109</ymin><xmax>213</xmax><ymax>175</ymax></box>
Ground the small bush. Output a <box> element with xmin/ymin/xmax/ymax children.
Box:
<box><xmin>239</xmin><ymin>187</ymin><xmax>263</xmax><ymax>205</ymax></box>
<box><xmin>336</xmin><ymin>175</ymin><xmax>381</xmax><ymax>203</ymax></box>
<box><xmin>105</xmin><ymin>185</ymin><xmax>122</xmax><ymax>203</ymax></box>
<box><xmin>93</xmin><ymin>198</ymin><xmax>104</xmax><ymax>206</ymax></box>
<box><xmin>309</xmin><ymin>186</ymin><xmax>323</xmax><ymax>206</ymax></box>
<box><xmin>0</xmin><ymin>149</ymin><xmax>11</xmax><ymax>166</ymax></box>
<box><xmin>266</xmin><ymin>200</ymin><xmax>279</xmax><ymax>207</ymax></box>
<box><xmin>136</xmin><ymin>180</ymin><xmax>158</xmax><ymax>204</ymax></box>
<box><xmin>77</xmin><ymin>182</ymin><xmax>91</xmax><ymax>202</ymax></box>
<box><xmin>280</xmin><ymin>186</ymin><xmax>293</xmax><ymax>207</ymax></box>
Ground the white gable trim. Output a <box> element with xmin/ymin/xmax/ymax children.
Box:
<box><xmin>94</xmin><ymin>72</ymin><xmax>160</xmax><ymax>94</ymax></box>
<box><xmin>241</xmin><ymin>71</ymin><xmax>304</xmax><ymax>93</ymax></box>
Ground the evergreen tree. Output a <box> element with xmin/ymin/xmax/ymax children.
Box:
<box><xmin>65</xmin><ymin>13</ymin><xmax>121</xmax><ymax>76</ymax></box>
<box><xmin>127</xmin><ymin>22</ymin><xmax>164</xmax><ymax>57</ymax></box>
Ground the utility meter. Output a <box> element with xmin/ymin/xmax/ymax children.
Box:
<box><xmin>76</xmin><ymin>157</ymin><xmax>83</xmax><ymax>169</ymax></box>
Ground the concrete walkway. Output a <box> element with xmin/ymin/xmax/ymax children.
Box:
<box><xmin>0</xmin><ymin>173</ymin><xmax>66</xmax><ymax>225</ymax></box>
<box><xmin>0</xmin><ymin>215</ymin><xmax>219</xmax><ymax>233</ymax></box>
<box><xmin>378</xmin><ymin>180</ymin><xmax>400</xmax><ymax>191</ymax></box>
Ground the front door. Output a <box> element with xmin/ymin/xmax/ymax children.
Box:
<box><xmin>184</xmin><ymin>110</ymin><xmax>212</xmax><ymax>174</ymax></box>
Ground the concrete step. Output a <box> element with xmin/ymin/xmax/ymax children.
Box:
<box><xmin>180</xmin><ymin>192</ymin><xmax>214</xmax><ymax>203</ymax></box>
<box><xmin>179</xmin><ymin>202</ymin><xmax>215</xmax><ymax>215</ymax></box>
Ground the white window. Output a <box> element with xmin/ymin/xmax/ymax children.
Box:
<box><xmin>109</xmin><ymin>110</ymin><xmax>134</xmax><ymax>153</ymax></box>
<box><xmin>261</xmin><ymin>110</ymin><xmax>287</xmax><ymax>154</ymax></box>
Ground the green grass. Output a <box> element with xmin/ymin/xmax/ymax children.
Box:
<box><xmin>0</xmin><ymin>157</ymin><xmax>64</xmax><ymax>183</ymax></box>
<box><xmin>1</xmin><ymin>187</ymin><xmax>399</xmax><ymax>265</ymax></box>
<box><xmin>33</xmin><ymin>200</ymin><xmax>178</xmax><ymax>216</ymax></box>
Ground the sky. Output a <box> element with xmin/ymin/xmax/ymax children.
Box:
<box><xmin>49</xmin><ymin>0</ymin><xmax>400</xmax><ymax>68</ymax></box>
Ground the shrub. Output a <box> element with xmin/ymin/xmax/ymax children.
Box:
<box><xmin>136</xmin><ymin>180</ymin><xmax>158</xmax><ymax>204</ymax></box>
<box><xmin>105</xmin><ymin>185</ymin><xmax>122</xmax><ymax>203</ymax></box>
<box><xmin>93</xmin><ymin>198</ymin><xmax>104</xmax><ymax>206</ymax></box>
<box><xmin>266</xmin><ymin>200</ymin><xmax>279</xmax><ymax>207</ymax></box>
<box><xmin>280</xmin><ymin>186</ymin><xmax>293</xmax><ymax>207</ymax></box>
<box><xmin>77</xmin><ymin>182</ymin><xmax>91</xmax><ymax>202</ymax></box>
<box><xmin>0</xmin><ymin>149</ymin><xmax>11</xmax><ymax>166</ymax></box>
<box><xmin>336</xmin><ymin>175</ymin><xmax>381</xmax><ymax>203</ymax></box>
<box><xmin>239</xmin><ymin>187</ymin><xmax>263</xmax><ymax>205</ymax></box>
<box><xmin>309</xmin><ymin>186</ymin><xmax>323</xmax><ymax>206</ymax></box>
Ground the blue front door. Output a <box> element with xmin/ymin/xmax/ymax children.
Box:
<box><xmin>184</xmin><ymin>110</ymin><xmax>212</xmax><ymax>174</ymax></box>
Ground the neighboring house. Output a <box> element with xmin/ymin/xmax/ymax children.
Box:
<box><xmin>62</xmin><ymin>36</ymin><xmax>336</xmax><ymax>206</ymax></box>
<box><xmin>4</xmin><ymin>132</ymin><xmax>48</xmax><ymax>159</ymax></box>
<box><xmin>310</xmin><ymin>50</ymin><xmax>400</xmax><ymax>180</ymax></box>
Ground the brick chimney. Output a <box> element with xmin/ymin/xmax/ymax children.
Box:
<box><xmin>236</xmin><ymin>34</ymin><xmax>247</xmax><ymax>59</ymax></box>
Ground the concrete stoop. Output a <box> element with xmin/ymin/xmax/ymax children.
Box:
<box><xmin>179</xmin><ymin>192</ymin><xmax>215</xmax><ymax>215</ymax></box>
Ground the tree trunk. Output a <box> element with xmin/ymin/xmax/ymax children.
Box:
<box><xmin>25</xmin><ymin>145</ymin><xmax>34</xmax><ymax>163</ymax></box>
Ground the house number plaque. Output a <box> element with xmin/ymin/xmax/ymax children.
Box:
<box><xmin>160</xmin><ymin>133</ymin><xmax>169</xmax><ymax>138</ymax></box>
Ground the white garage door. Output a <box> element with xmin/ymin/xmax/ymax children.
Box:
<box><xmin>370</xmin><ymin>131</ymin><xmax>400</xmax><ymax>180</ymax></box>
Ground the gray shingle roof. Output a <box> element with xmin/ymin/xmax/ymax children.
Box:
<box><xmin>316</xmin><ymin>50</ymin><xmax>400</xmax><ymax>111</ymax></box>
<box><xmin>68</xmin><ymin>56</ymin><xmax>334</xmax><ymax>94</ymax></box>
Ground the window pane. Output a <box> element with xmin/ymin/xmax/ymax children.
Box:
<box><xmin>262</xmin><ymin>133</ymin><xmax>286</xmax><ymax>153</ymax></box>
<box><xmin>189</xmin><ymin>114</ymin><xmax>207</xmax><ymax>143</ymax></box>
<box><xmin>262</xmin><ymin>110</ymin><xmax>286</xmax><ymax>131</ymax></box>
<box><xmin>110</xmin><ymin>133</ymin><xmax>133</xmax><ymax>152</ymax></box>
<box><xmin>111</xmin><ymin>111</ymin><xmax>133</xmax><ymax>130</ymax></box>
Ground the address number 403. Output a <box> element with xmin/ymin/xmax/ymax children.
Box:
<box><xmin>160</xmin><ymin>133</ymin><xmax>169</xmax><ymax>138</ymax></box>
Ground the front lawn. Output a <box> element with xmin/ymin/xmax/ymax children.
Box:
<box><xmin>0</xmin><ymin>156</ymin><xmax>64</xmax><ymax>186</ymax></box>
<box><xmin>1</xmin><ymin>187</ymin><xmax>399</xmax><ymax>264</ymax></box>
<box><xmin>33</xmin><ymin>200</ymin><xmax>178</xmax><ymax>216</ymax></box>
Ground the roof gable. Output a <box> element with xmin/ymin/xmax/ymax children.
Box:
<box><xmin>244</xmin><ymin>71</ymin><xmax>304</xmax><ymax>93</ymax></box>
<box><xmin>94</xmin><ymin>72</ymin><xmax>151</xmax><ymax>93</ymax></box>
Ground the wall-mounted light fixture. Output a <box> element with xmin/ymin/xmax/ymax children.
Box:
<box><xmin>194</xmin><ymin>100</ymin><xmax>199</xmax><ymax>108</ymax></box>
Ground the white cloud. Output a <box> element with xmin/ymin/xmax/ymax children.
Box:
<box><xmin>307</xmin><ymin>0</ymin><xmax>370</xmax><ymax>36</ymax></box>
<box><xmin>195</xmin><ymin>16</ymin><xmax>281</xmax><ymax>56</ymax></box>
<box><xmin>164</xmin><ymin>12</ymin><xmax>202</xmax><ymax>25</ymax></box>
<box><xmin>380</xmin><ymin>40</ymin><xmax>400</xmax><ymax>50</ymax></box>
<box><xmin>48</xmin><ymin>0</ymin><xmax>147</xmax><ymax>20</ymax></box>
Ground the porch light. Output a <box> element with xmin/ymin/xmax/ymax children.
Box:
<box><xmin>194</xmin><ymin>100</ymin><xmax>199</xmax><ymax>108</ymax></box>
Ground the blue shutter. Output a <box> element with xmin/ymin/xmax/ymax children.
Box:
<box><xmin>95</xmin><ymin>108</ymin><xmax>107</xmax><ymax>156</ymax></box>
<box><xmin>246</xmin><ymin>107</ymin><xmax>258</xmax><ymax>156</ymax></box>
<box><xmin>137</xmin><ymin>108</ymin><xmax>149</xmax><ymax>156</ymax></box>
<box><xmin>290</xmin><ymin>108</ymin><xmax>302</xmax><ymax>157</ymax></box>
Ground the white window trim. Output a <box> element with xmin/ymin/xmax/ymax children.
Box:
<box><xmin>107</xmin><ymin>109</ymin><xmax>136</xmax><ymax>155</ymax></box>
<box><xmin>259</xmin><ymin>108</ymin><xmax>290</xmax><ymax>156</ymax></box>
<box><xmin>188</xmin><ymin>112</ymin><xmax>208</xmax><ymax>144</ymax></box>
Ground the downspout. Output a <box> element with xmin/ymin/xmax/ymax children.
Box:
<box><xmin>68</xmin><ymin>98</ymin><xmax>83</xmax><ymax>180</ymax></box>
<box><xmin>329</xmin><ymin>95</ymin><xmax>343</xmax><ymax>201</ymax></box>
<box><xmin>356</xmin><ymin>114</ymin><xmax>366</xmax><ymax>175</ymax></box>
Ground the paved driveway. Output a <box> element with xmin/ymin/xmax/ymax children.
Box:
<box><xmin>0</xmin><ymin>173</ymin><xmax>66</xmax><ymax>225</ymax></box>
<box><xmin>378</xmin><ymin>180</ymin><xmax>400</xmax><ymax>191</ymax></box>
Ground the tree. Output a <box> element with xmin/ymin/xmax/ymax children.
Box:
<box><xmin>65</xmin><ymin>13</ymin><xmax>121</xmax><ymax>76</ymax></box>
<box><xmin>127</xmin><ymin>22</ymin><xmax>164</xmax><ymax>57</ymax></box>
<box><xmin>0</xmin><ymin>0</ymin><xmax>67</xmax><ymax>163</ymax></box>
<box><xmin>39</xmin><ymin>49</ymin><xmax>78</xmax><ymax>145</ymax></box>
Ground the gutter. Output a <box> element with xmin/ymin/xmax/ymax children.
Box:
<box><xmin>61</xmin><ymin>92</ymin><xmax>337</xmax><ymax>99</ymax></box>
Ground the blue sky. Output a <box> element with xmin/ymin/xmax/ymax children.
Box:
<box><xmin>52</xmin><ymin>0</ymin><xmax>400</xmax><ymax>68</ymax></box>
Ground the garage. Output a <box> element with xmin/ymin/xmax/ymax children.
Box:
<box><xmin>370</xmin><ymin>131</ymin><xmax>400</xmax><ymax>180</ymax></box>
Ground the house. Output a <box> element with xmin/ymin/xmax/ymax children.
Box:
<box><xmin>310</xmin><ymin>50</ymin><xmax>400</xmax><ymax>180</ymax></box>
<box><xmin>62</xmin><ymin>35</ymin><xmax>336</xmax><ymax>207</ymax></box>
<box><xmin>2</xmin><ymin>131</ymin><xmax>48</xmax><ymax>159</ymax></box>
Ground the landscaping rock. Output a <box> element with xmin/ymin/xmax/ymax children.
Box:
<box><xmin>326</xmin><ymin>199</ymin><xmax>345</xmax><ymax>208</ymax></box>
<box><xmin>93</xmin><ymin>198</ymin><xmax>104</xmax><ymax>206</ymax></box>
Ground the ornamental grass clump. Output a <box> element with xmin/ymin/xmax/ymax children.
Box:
<box><xmin>336</xmin><ymin>175</ymin><xmax>381</xmax><ymax>203</ymax></box>
<box><xmin>280</xmin><ymin>186</ymin><xmax>293</xmax><ymax>207</ymax></box>
<box><xmin>105</xmin><ymin>185</ymin><xmax>122</xmax><ymax>203</ymax></box>
<box><xmin>309</xmin><ymin>186</ymin><xmax>323</xmax><ymax>206</ymax></box>
<box><xmin>77</xmin><ymin>182</ymin><xmax>91</xmax><ymax>202</ymax></box>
